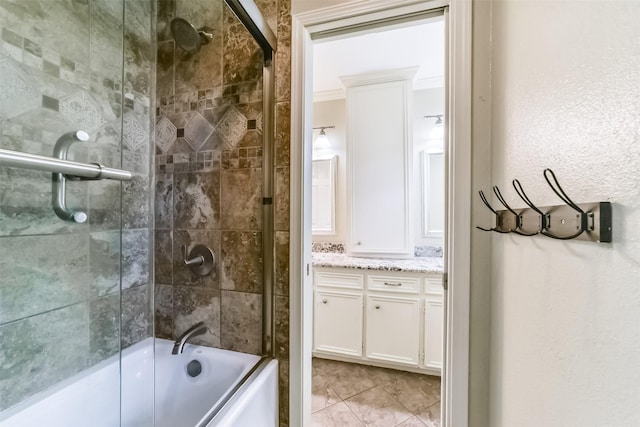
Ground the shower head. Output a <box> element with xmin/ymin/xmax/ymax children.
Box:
<box><xmin>170</xmin><ymin>17</ymin><xmax>213</xmax><ymax>54</ymax></box>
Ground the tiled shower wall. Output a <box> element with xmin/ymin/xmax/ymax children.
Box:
<box><xmin>0</xmin><ymin>0</ymin><xmax>154</xmax><ymax>411</ymax></box>
<box><xmin>154</xmin><ymin>0</ymin><xmax>291</xmax><ymax>424</ymax></box>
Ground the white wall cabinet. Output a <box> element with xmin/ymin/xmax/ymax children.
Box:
<box><xmin>313</xmin><ymin>266</ymin><xmax>443</xmax><ymax>375</ymax></box>
<box><xmin>343</xmin><ymin>69</ymin><xmax>416</xmax><ymax>258</ymax></box>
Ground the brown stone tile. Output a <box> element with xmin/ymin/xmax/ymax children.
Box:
<box><xmin>217</xmin><ymin>105</ymin><xmax>248</xmax><ymax>149</ymax></box>
<box><xmin>312</xmin><ymin>373</ymin><xmax>340</xmax><ymax>413</ymax></box>
<box><xmin>223</xmin><ymin>22</ymin><xmax>263</xmax><ymax>86</ymax></box>
<box><xmin>174</xmin><ymin>171</ymin><xmax>220</xmax><ymax>229</ymax></box>
<box><xmin>313</xmin><ymin>357</ymin><xmax>347</xmax><ymax>376</ymax></box>
<box><xmin>311</xmin><ymin>401</ymin><xmax>365</xmax><ymax>427</ymax></box>
<box><xmin>157</xmin><ymin>0</ymin><xmax>176</xmax><ymax>42</ymax></box>
<box><xmin>345</xmin><ymin>386</ymin><xmax>413</xmax><ymax>427</ymax></box>
<box><xmin>220</xmin><ymin>167</ymin><xmax>262</xmax><ymax>230</ymax></box>
<box><xmin>276</xmin><ymin>37</ymin><xmax>291</xmax><ymax>102</ymax></box>
<box><xmin>319</xmin><ymin>361</ymin><xmax>378</xmax><ymax>400</ymax></box>
<box><xmin>172</xmin><ymin>229</ymin><xmax>221</xmax><ymax>289</ymax></box>
<box><xmin>279</xmin><ymin>359</ymin><xmax>290</xmax><ymax>426</ymax></box>
<box><xmin>174</xmin><ymin>0</ymin><xmax>223</xmax><ymax>93</ymax></box>
<box><xmin>359</xmin><ymin>364</ymin><xmax>407</xmax><ymax>387</ymax></box>
<box><xmin>381</xmin><ymin>373</ymin><xmax>441</xmax><ymax>414</ymax></box>
<box><xmin>155</xmin><ymin>173</ymin><xmax>173</xmax><ymax>229</ymax></box>
<box><xmin>121</xmin><ymin>285</ymin><xmax>152</xmax><ymax>348</ymax></box>
<box><xmin>416</xmin><ymin>402</ymin><xmax>440</xmax><ymax>427</ymax></box>
<box><xmin>236</xmin><ymin>101</ymin><xmax>263</xmax><ymax>122</ymax></box>
<box><xmin>277</xmin><ymin>0</ymin><xmax>291</xmax><ymax>40</ymax></box>
<box><xmin>155</xmin><ymin>284</ymin><xmax>174</xmax><ymax>339</ymax></box>
<box><xmin>155</xmin><ymin>230</ymin><xmax>173</xmax><ymax>284</ymax></box>
<box><xmin>156</xmin><ymin>41</ymin><xmax>175</xmax><ymax>100</ymax></box>
<box><xmin>200</xmin><ymin>130</ymin><xmax>224</xmax><ymax>151</ymax></box>
<box><xmin>255</xmin><ymin>0</ymin><xmax>278</xmax><ymax>34</ymax></box>
<box><xmin>275</xmin><ymin>166</ymin><xmax>290</xmax><ymax>230</ymax></box>
<box><xmin>275</xmin><ymin>101</ymin><xmax>290</xmax><ymax>166</ymax></box>
<box><xmin>184</xmin><ymin>112</ymin><xmax>214</xmax><ymax>150</ymax></box>
<box><xmin>220</xmin><ymin>290</ymin><xmax>262</xmax><ymax>354</ymax></box>
<box><xmin>221</xmin><ymin>231</ymin><xmax>263</xmax><ymax>293</ymax></box>
<box><xmin>238</xmin><ymin>128</ymin><xmax>262</xmax><ymax>149</ymax></box>
<box><xmin>274</xmin><ymin>296</ymin><xmax>289</xmax><ymax>360</ymax></box>
<box><xmin>398</xmin><ymin>416</ymin><xmax>428</xmax><ymax>426</ymax></box>
<box><xmin>167</xmin><ymin>137</ymin><xmax>196</xmax><ymax>154</ymax></box>
<box><xmin>173</xmin><ymin>286</ymin><xmax>221</xmax><ymax>347</ymax></box>
<box><xmin>275</xmin><ymin>231</ymin><xmax>289</xmax><ymax>296</ymax></box>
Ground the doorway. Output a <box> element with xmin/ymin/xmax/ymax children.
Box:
<box><xmin>289</xmin><ymin>1</ymin><xmax>472</xmax><ymax>426</ymax></box>
<box><xmin>309</xmin><ymin>16</ymin><xmax>445</xmax><ymax>426</ymax></box>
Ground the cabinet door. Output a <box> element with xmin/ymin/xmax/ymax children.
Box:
<box><xmin>365</xmin><ymin>294</ymin><xmax>420</xmax><ymax>366</ymax></box>
<box><xmin>346</xmin><ymin>78</ymin><xmax>413</xmax><ymax>257</ymax></box>
<box><xmin>423</xmin><ymin>296</ymin><xmax>443</xmax><ymax>370</ymax></box>
<box><xmin>313</xmin><ymin>290</ymin><xmax>363</xmax><ymax>357</ymax></box>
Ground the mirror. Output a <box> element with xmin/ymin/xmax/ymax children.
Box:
<box><xmin>422</xmin><ymin>150</ymin><xmax>445</xmax><ymax>237</ymax></box>
<box><xmin>312</xmin><ymin>156</ymin><xmax>337</xmax><ymax>235</ymax></box>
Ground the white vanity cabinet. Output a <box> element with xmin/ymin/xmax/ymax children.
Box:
<box><xmin>423</xmin><ymin>276</ymin><xmax>444</xmax><ymax>371</ymax></box>
<box><xmin>366</xmin><ymin>293</ymin><xmax>421</xmax><ymax>366</ymax></box>
<box><xmin>313</xmin><ymin>266</ymin><xmax>443</xmax><ymax>375</ymax></box>
<box><xmin>313</xmin><ymin>270</ymin><xmax>364</xmax><ymax>357</ymax></box>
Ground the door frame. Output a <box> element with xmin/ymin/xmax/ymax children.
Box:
<box><xmin>289</xmin><ymin>1</ymin><xmax>472</xmax><ymax>425</ymax></box>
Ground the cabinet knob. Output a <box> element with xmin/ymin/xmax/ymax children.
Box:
<box><xmin>375</xmin><ymin>304</ymin><xmax>381</xmax><ymax>310</ymax></box>
<box><xmin>322</xmin><ymin>299</ymin><xmax>328</xmax><ymax>304</ymax></box>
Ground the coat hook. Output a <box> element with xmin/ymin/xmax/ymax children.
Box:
<box><xmin>542</xmin><ymin>169</ymin><xmax>586</xmax><ymax>240</ymax></box>
<box><xmin>492</xmin><ymin>185</ymin><xmax>537</xmax><ymax>236</ymax></box>
<box><xmin>512</xmin><ymin>178</ymin><xmax>580</xmax><ymax>240</ymax></box>
<box><xmin>476</xmin><ymin>190</ymin><xmax>511</xmax><ymax>233</ymax></box>
<box><xmin>512</xmin><ymin>178</ymin><xmax>549</xmax><ymax>233</ymax></box>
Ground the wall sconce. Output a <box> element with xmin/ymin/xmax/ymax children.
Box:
<box><xmin>313</xmin><ymin>126</ymin><xmax>335</xmax><ymax>157</ymax></box>
<box><xmin>424</xmin><ymin>114</ymin><xmax>444</xmax><ymax>140</ymax></box>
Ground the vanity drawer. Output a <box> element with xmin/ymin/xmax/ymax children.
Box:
<box><xmin>367</xmin><ymin>274</ymin><xmax>420</xmax><ymax>294</ymax></box>
<box><xmin>424</xmin><ymin>275</ymin><xmax>444</xmax><ymax>295</ymax></box>
<box><xmin>315</xmin><ymin>269</ymin><xmax>364</xmax><ymax>290</ymax></box>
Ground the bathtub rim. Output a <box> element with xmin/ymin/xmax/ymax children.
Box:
<box><xmin>203</xmin><ymin>357</ymin><xmax>278</xmax><ymax>427</ymax></box>
<box><xmin>195</xmin><ymin>355</ymin><xmax>271</xmax><ymax>426</ymax></box>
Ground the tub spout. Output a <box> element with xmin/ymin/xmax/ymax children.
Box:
<box><xmin>172</xmin><ymin>322</ymin><xmax>207</xmax><ymax>355</ymax></box>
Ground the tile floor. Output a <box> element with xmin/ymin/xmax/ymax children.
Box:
<box><xmin>312</xmin><ymin>358</ymin><xmax>441</xmax><ymax>427</ymax></box>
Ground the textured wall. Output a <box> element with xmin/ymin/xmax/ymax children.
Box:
<box><xmin>488</xmin><ymin>1</ymin><xmax>640</xmax><ymax>426</ymax></box>
<box><xmin>154</xmin><ymin>0</ymin><xmax>291</xmax><ymax>425</ymax></box>
<box><xmin>0</xmin><ymin>0</ymin><xmax>154</xmax><ymax>412</ymax></box>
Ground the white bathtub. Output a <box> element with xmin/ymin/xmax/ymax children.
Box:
<box><xmin>0</xmin><ymin>338</ymin><xmax>278</xmax><ymax>427</ymax></box>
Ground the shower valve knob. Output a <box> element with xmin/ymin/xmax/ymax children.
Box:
<box><xmin>181</xmin><ymin>244</ymin><xmax>215</xmax><ymax>276</ymax></box>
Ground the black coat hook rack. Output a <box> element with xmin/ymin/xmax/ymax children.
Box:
<box><xmin>477</xmin><ymin>169</ymin><xmax>612</xmax><ymax>243</ymax></box>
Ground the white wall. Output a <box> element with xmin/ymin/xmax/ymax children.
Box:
<box><xmin>312</xmin><ymin>88</ymin><xmax>445</xmax><ymax>248</ymax></box>
<box><xmin>488</xmin><ymin>1</ymin><xmax>640</xmax><ymax>426</ymax></box>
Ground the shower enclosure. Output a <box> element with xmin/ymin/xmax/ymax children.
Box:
<box><xmin>0</xmin><ymin>0</ymin><xmax>156</xmax><ymax>424</ymax></box>
<box><xmin>0</xmin><ymin>0</ymin><xmax>278</xmax><ymax>425</ymax></box>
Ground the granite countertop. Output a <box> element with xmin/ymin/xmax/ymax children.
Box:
<box><xmin>311</xmin><ymin>252</ymin><xmax>444</xmax><ymax>274</ymax></box>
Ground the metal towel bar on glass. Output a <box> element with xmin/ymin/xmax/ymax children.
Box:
<box><xmin>0</xmin><ymin>131</ymin><xmax>132</xmax><ymax>223</ymax></box>
<box><xmin>0</xmin><ymin>148</ymin><xmax>132</xmax><ymax>181</ymax></box>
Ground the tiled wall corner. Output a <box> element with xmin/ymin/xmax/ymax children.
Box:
<box><xmin>153</xmin><ymin>0</ymin><xmax>291</xmax><ymax>424</ymax></box>
<box><xmin>154</xmin><ymin>0</ymin><xmax>267</xmax><ymax>358</ymax></box>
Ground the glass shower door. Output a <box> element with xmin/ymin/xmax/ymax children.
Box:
<box><xmin>0</xmin><ymin>1</ymin><xmax>154</xmax><ymax>426</ymax></box>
